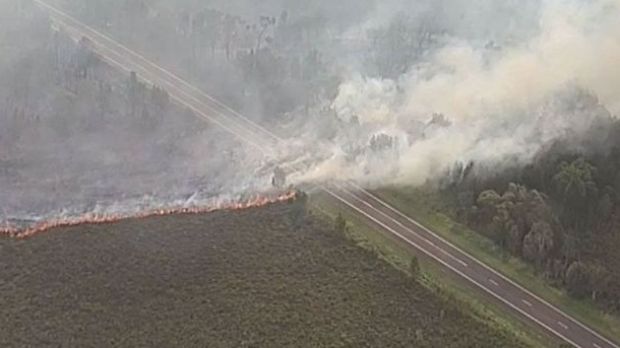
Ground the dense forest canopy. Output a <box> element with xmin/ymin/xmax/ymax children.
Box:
<box><xmin>439</xmin><ymin>108</ymin><xmax>620</xmax><ymax>312</ymax></box>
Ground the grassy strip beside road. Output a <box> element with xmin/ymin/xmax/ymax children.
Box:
<box><xmin>374</xmin><ymin>185</ymin><xmax>620</xmax><ymax>346</ymax></box>
<box><xmin>310</xmin><ymin>191</ymin><xmax>556</xmax><ymax>348</ymax></box>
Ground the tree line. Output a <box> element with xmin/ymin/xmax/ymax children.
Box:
<box><xmin>441</xmin><ymin>90</ymin><xmax>620</xmax><ymax>312</ymax></box>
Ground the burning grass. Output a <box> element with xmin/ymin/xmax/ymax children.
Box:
<box><xmin>0</xmin><ymin>190</ymin><xmax>297</xmax><ymax>239</ymax></box>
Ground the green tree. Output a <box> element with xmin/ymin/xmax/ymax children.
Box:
<box><xmin>288</xmin><ymin>192</ymin><xmax>307</xmax><ymax>229</ymax></box>
<box><xmin>552</xmin><ymin>158</ymin><xmax>598</xmax><ymax>226</ymax></box>
<box><xmin>588</xmin><ymin>263</ymin><xmax>611</xmax><ymax>301</ymax></box>
<box><xmin>522</xmin><ymin>221</ymin><xmax>554</xmax><ymax>266</ymax></box>
<box><xmin>597</xmin><ymin>192</ymin><xmax>614</xmax><ymax>223</ymax></box>
<box><xmin>565</xmin><ymin>261</ymin><xmax>591</xmax><ymax>298</ymax></box>
<box><xmin>127</xmin><ymin>71</ymin><xmax>143</xmax><ymax>116</ymax></box>
<box><xmin>410</xmin><ymin>255</ymin><xmax>421</xmax><ymax>278</ymax></box>
<box><xmin>553</xmin><ymin>159</ymin><xmax>597</xmax><ymax>201</ymax></box>
<box><xmin>475</xmin><ymin>184</ymin><xmax>556</xmax><ymax>256</ymax></box>
<box><xmin>475</xmin><ymin>189</ymin><xmax>504</xmax><ymax>242</ymax></box>
<box><xmin>334</xmin><ymin>213</ymin><xmax>347</xmax><ymax>234</ymax></box>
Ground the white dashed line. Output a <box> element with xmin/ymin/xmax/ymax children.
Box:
<box><xmin>438</xmin><ymin>248</ymin><xmax>469</xmax><ymax>267</ymax></box>
<box><xmin>39</xmin><ymin>3</ymin><xmax>620</xmax><ymax>347</ymax></box>
<box><xmin>347</xmin><ymin>193</ymin><xmax>471</xmax><ymax>269</ymax></box>
<box><xmin>522</xmin><ymin>299</ymin><xmax>533</xmax><ymax>307</ymax></box>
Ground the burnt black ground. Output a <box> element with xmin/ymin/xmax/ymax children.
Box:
<box><xmin>0</xmin><ymin>202</ymin><xmax>526</xmax><ymax>347</ymax></box>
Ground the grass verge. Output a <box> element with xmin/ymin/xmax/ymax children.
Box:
<box><xmin>373</xmin><ymin>185</ymin><xmax>620</xmax><ymax>345</ymax></box>
<box><xmin>309</xmin><ymin>191</ymin><xmax>557</xmax><ymax>348</ymax></box>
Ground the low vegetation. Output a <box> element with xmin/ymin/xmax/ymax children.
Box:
<box><xmin>1</xmin><ymin>201</ymin><xmax>527</xmax><ymax>347</ymax></box>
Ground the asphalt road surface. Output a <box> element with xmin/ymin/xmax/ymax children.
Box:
<box><xmin>34</xmin><ymin>2</ymin><xmax>620</xmax><ymax>347</ymax></box>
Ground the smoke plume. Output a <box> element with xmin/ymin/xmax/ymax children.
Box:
<box><xmin>2</xmin><ymin>0</ymin><xmax>620</xmax><ymax>229</ymax></box>
<box><xmin>292</xmin><ymin>0</ymin><xmax>620</xmax><ymax>187</ymax></box>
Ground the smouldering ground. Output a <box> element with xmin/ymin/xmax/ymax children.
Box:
<box><xmin>0</xmin><ymin>202</ymin><xmax>527</xmax><ymax>347</ymax></box>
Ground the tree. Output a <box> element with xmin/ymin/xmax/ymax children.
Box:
<box><xmin>477</xmin><ymin>189</ymin><xmax>502</xmax><ymax>209</ymax></box>
<box><xmin>588</xmin><ymin>263</ymin><xmax>611</xmax><ymax>301</ymax></box>
<box><xmin>553</xmin><ymin>159</ymin><xmax>597</xmax><ymax>201</ymax></box>
<box><xmin>367</xmin><ymin>13</ymin><xmax>442</xmax><ymax>78</ymax></box>
<box><xmin>596</xmin><ymin>192</ymin><xmax>613</xmax><ymax>223</ymax></box>
<box><xmin>369</xmin><ymin>133</ymin><xmax>395</xmax><ymax>152</ymax></box>
<box><xmin>506</xmin><ymin>223</ymin><xmax>525</xmax><ymax>255</ymax></box>
<box><xmin>552</xmin><ymin>158</ymin><xmax>598</xmax><ymax>227</ymax></box>
<box><xmin>203</xmin><ymin>10</ymin><xmax>223</xmax><ymax>58</ymax></box>
<box><xmin>288</xmin><ymin>192</ymin><xmax>307</xmax><ymax>229</ymax></box>
<box><xmin>256</xmin><ymin>16</ymin><xmax>276</xmax><ymax>53</ymax></box>
<box><xmin>522</xmin><ymin>221</ymin><xmax>554</xmax><ymax>266</ymax></box>
<box><xmin>127</xmin><ymin>71</ymin><xmax>145</xmax><ymax>116</ymax></box>
<box><xmin>222</xmin><ymin>14</ymin><xmax>240</xmax><ymax>61</ymax></box>
<box><xmin>565</xmin><ymin>261</ymin><xmax>591</xmax><ymax>298</ymax></box>
<box><xmin>409</xmin><ymin>255</ymin><xmax>421</xmax><ymax>278</ymax></box>
<box><xmin>335</xmin><ymin>213</ymin><xmax>347</xmax><ymax>234</ymax></box>
<box><xmin>474</xmin><ymin>183</ymin><xmax>556</xmax><ymax>256</ymax></box>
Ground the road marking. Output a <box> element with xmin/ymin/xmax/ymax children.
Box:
<box><xmin>41</xmin><ymin>0</ymin><xmax>282</xmax><ymax>144</ymax></box>
<box><xmin>437</xmin><ymin>247</ymin><xmax>469</xmax><ymax>267</ymax></box>
<box><xmin>35</xmin><ymin>3</ymin><xmax>620</xmax><ymax>347</ymax></box>
<box><xmin>357</xmin><ymin>191</ymin><xmax>468</xmax><ymax>269</ymax></box>
<box><xmin>51</xmin><ymin>16</ymin><xmax>280</xmax><ymax>158</ymax></box>
<box><xmin>558</xmin><ymin>321</ymin><xmax>569</xmax><ymax>330</ymax></box>
<box><xmin>522</xmin><ymin>299</ymin><xmax>533</xmax><ymax>307</ymax></box>
<box><xmin>346</xmin><ymin>183</ymin><xmax>620</xmax><ymax>348</ymax></box>
<box><xmin>594</xmin><ymin>343</ymin><xmax>602</xmax><ymax>348</ymax></box>
<box><xmin>489</xmin><ymin>279</ymin><xmax>500</xmax><ymax>286</ymax></box>
<box><xmin>338</xmin><ymin>186</ymin><xmax>471</xmax><ymax>269</ymax></box>
<box><xmin>322</xmin><ymin>186</ymin><xmax>584</xmax><ymax>348</ymax></box>
<box><xmin>56</xmin><ymin>19</ymin><xmax>271</xmax><ymax>155</ymax></box>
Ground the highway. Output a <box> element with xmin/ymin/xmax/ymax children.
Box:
<box><xmin>34</xmin><ymin>1</ymin><xmax>619</xmax><ymax>347</ymax></box>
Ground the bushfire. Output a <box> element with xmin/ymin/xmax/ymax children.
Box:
<box><xmin>0</xmin><ymin>190</ymin><xmax>298</xmax><ymax>239</ymax></box>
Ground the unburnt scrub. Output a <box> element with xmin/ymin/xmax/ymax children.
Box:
<box><xmin>0</xmin><ymin>202</ymin><xmax>527</xmax><ymax>347</ymax></box>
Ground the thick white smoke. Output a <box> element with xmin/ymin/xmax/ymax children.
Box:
<box><xmin>293</xmin><ymin>0</ymin><xmax>620</xmax><ymax>187</ymax></box>
<box><xmin>3</xmin><ymin>0</ymin><xmax>620</xmax><ymax>229</ymax></box>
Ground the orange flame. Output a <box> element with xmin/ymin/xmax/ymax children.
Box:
<box><xmin>0</xmin><ymin>191</ymin><xmax>298</xmax><ymax>240</ymax></box>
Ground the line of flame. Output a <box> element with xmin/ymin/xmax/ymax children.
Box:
<box><xmin>0</xmin><ymin>191</ymin><xmax>298</xmax><ymax>239</ymax></box>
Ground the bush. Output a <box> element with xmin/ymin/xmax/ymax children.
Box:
<box><xmin>409</xmin><ymin>255</ymin><xmax>421</xmax><ymax>278</ymax></box>
<box><xmin>335</xmin><ymin>213</ymin><xmax>347</xmax><ymax>234</ymax></box>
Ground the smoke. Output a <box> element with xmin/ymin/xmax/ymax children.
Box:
<box><xmin>400</xmin><ymin>0</ymin><xmax>620</xmax><ymax>119</ymax></box>
<box><xmin>2</xmin><ymin>0</ymin><xmax>620</xmax><ymax>229</ymax></box>
<box><xmin>291</xmin><ymin>0</ymin><xmax>620</xmax><ymax>187</ymax></box>
<box><xmin>0</xmin><ymin>4</ymin><xmax>276</xmax><ymax>229</ymax></box>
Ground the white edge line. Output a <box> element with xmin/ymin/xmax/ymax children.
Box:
<box><xmin>35</xmin><ymin>2</ymin><xmax>618</xmax><ymax>346</ymax></box>
<box><xmin>55</xmin><ymin>18</ymin><xmax>271</xmax><ymax>155</ymax></box>
<box><xmin>35</xmin><ymin>0</ymin><xmax>283</xmax><ymax>144</ymax></box>
<box><xmin>350</xmin><ymin>183</ymin><xmax>619</xmax><ymax>348</ymax></box>
<box><xmin>322</xmin><ymin>186</ymin><xmax>584</xmax><ymax>348</ymax></box>
<box><xmin>336</xmin><ymin>184</ymin><xmax>470</xmax><ymax>268</ymax></box>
